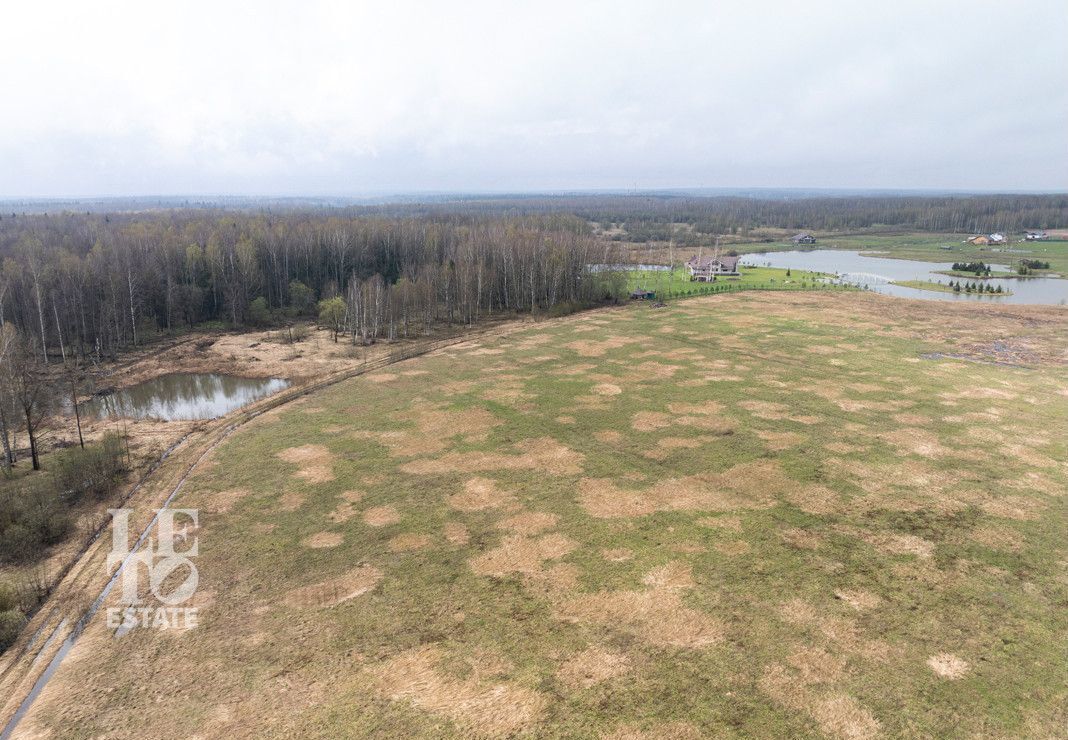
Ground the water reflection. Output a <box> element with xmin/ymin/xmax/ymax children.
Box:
<box><xmin>741</xmin><ymin>250</ymin><xmax>1067</xmax><ymax>305</ymax></box>
<box><xmin>80</xmin><ymin>374</ymin><xmax>291</xmax><ymax>421</ymax></box>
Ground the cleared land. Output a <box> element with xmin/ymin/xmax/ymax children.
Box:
<box><xmin>7</xmin><ymin>292</ymin><xmax>1068</xmax><ymax>738</ymax></box>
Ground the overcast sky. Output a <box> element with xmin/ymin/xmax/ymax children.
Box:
<box><xmin>2</xmin><ymin>0</ymin><xmax>1066</xmax><ymax>197</ymax></box>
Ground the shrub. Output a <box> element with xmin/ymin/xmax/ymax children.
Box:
<box><xmin>0</xmin><ymin>608</ymin><xmax>26</xmax><ymax>652</ymax></box>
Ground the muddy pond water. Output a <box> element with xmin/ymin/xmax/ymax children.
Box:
<box><xmin>80</xmin><ymin>373</ymin><xmax>291</xmax><ymax>421</ymax></box>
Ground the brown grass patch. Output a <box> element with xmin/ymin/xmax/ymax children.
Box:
<box><xmin>367</xmin><ymin>645</ymin><xmax>547</xmax><ymax>737</ymax></box>
<box><xmin>786</xmin><ymin>485</ymin><xmax>844</xmax><ymax>515</ymax></box>
<box><xmin>496</xmin><ymin>511</ymin><xmax>560</xmax><ymax>535</ymax></box>
<box><xmin>927</xmin><ymin>653</ymin><xmax>970</xmax><ymax>679</ymax></box>
<box><xmin>363</xmin><ymin>505</ymin><xmax>401</xmax><ymax>527</ymax></box>
<box><xmin>714</xmin><ymin>540</ymin><xmax>751</xmax><ymax>556</ymax></box>
<box><xmin>971</xmin><ymin>526</ymin><xmax>1024</xmax><ymax>552</ymax></box>
<box><xmin>756</xmin><ymin>430</ymin><xmax>806</xmax><ymax>451</ymax></box>
<box><xmin>601</xmin><ymin>722</ymin><xmax>703</xmax><ymax>740</ymax></box>
<box><xmin>787</xmin><ymin>646</ymin><xmax>847</xmax><ymax>684</ymax></box>
<box><xmin>592</xmin><ymin>383</ymin><xmax>623</xmax><ymax>396</ymax></box>
<box><xmin>302</xmin><ymin>531</ymin><xmax>343</xmax><ymax>549</ymax></box>
<box><xmin>278</xmin><ymin>491</ymin><xmax>306</xmax><ymax>512</ymax></box>
<box><xmin>208</xmin><ymin>488</ymin><xmax>251</xmax><ymax>514</ymax></box>
<box><xmin>448</xmin><ymin>477</ymin><xmax>517</xmax><ymax>512</ymax></box>
<box><xmin>555</xmin><ymin>564</ymin><xmax>723</xmax><ymax>649</ymax></box>
<box><xmin>283</xmin><ymin>565</ymin><xmax>383</xmax><ymax>608</ymax></box>
<box><xmin>564</xmin><ymin>336</ymin><xmax>637</xmax><ymax>357</ymax></box>
<box><xmin>881</xmin><ymin>428</ymin><xmax>948</xmax><ymax>458</ymax></box>
<box><xmin>556</xmin><ymin>415</ymin><xmax>576</xmax><ymax>424</ymax></box>
<box><xmin>698</xmin><ymin>515</ymin><xmax>743</xmax><ymax>532</ymax></box>
<box><xmin>402</xmin><ymin>437</ymin><xmax>584</xmax><ymax>477</ymax></box>
<box><xmin>834</xmin><ymin>589</ymin><xmax>883</xmax><ymax>611</ymax></box>
<box><xmin>276</xmin><ymin>444</ymin><xmax>336</xmax><ymax>483</ymax></box>
<box><xmin>642</xmin><ymin>561</ymin><xmax>696</xmax><ymax>589</ymax></box>
<box><xmin>631</xmin><ymin>411</ymin><xmax>672</xmax><ymax>430</ymax></box>
<box><xmin>761</xmin><ymin>663</ymin><xmax>880</xmax><ymax>740</ymax></box>
<box><xmin>444</xmin><ymin>522</ymin><xmax>470</xmax><ymax>545</ymax></box>
<box><xmin>470</xmin><ymin>533</ymin><xmax>578</xmax><ymax>579</ymax></box>
<box><xmin>556</xmin><ymin>646</ymin><xmax>631</xmax><ymax>690</ymax></box>
<box><xmin>781</xmin><ymin>528</ymin><xmax>822</xmax><ymax>550</ymax></box>
<box><xmin>389</xmin><ymin>533</ymin><xmax>432</xmax><ymax>552</ymax></box>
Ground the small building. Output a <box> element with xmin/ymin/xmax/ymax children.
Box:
<box><xmin>966</xmin><ymin>235</ymin><xmax>992</xmax><ymax>246</ymax></box>
<box><xmin>685</xmin><ymin>254</ymin><xmax>741</xmax><ymax>282</ymax></box>
<box><xmin>630</xmin><ymin>289</ymin><xmax>656</xmax><ymax>300</ymax></box>
<box><xmin>1025</xmin><ymin>230</ymin><xmax>1049</xmax><ymax>241</ymax></box>
<box><xmin>792</xmin><ymin>233</ymin><xmax>817</xmax><ymax>245</ymax></box>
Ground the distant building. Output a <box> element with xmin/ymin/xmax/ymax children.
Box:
<box><xmin>791</xmin><ymin>233</ymin><xmax>817</xmax><ymax>245</ymax></box>
<box><xmin>630</xmin><ymin>289</ymin><xmax>656</xmax><ymax>300</ymax></box>
<box><xmin>685</xmin><ymin>254</ymin><xmax>740</xmax><ymax>281</ymax></box>
<box><xmin>1025</xmin><ymin>230</ymin><xmax>1049</xmax><ymax>241</ymax></box>
<box><xmin>965</xmin><ymin>234</ymin><xmax>1005</xmax><ymax>246</ymax></box>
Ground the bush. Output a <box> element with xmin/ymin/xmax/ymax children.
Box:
<box><xmin>247</xmin><ymin>296</ymin><xmax>271</xmax><ymax>327</ymax></box>
<box><xmin>0</xmin><ymin>608</ymin><xmax>26</xmax><ymax>652</ymax></box>
<box><xmin>0</xmin><ymin>478</ymin><xmax>74</xmax><ymax>564</ymax></box>
<box><xmin>50</xmin><ymin>433</ymin><xmax>126</xmax><ymax>501</ymax></box>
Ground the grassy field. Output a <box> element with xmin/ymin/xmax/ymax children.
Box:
<box><xmin>627</xmin><ymin>265</ymin><xmax>843</xmax><ymax>299</ymax></box>
<box><xmin>774</xmin><ymin>233</ymin><xmax>1068</xmax><ymax>275</ymax></box>
<box><xmin>14</xmin><ymin>292</ymin><xmax>1068</xmax><ymax>738</ymax></box>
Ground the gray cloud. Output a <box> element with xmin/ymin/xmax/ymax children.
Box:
<box><xmin>2</xmin><ymin>0</ymin><xmax>1065</xmax><ymax>196</ymax></box>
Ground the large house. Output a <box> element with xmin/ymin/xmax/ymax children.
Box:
<box><xmin>685</xmin><ymin>254</ymin><xmax>740</xmax><ymax>281</ymax></box>
<box><xmin>792</xmin><ymin>233</ymin><xmax>817</xmax><ymax>245</ymax></box>
<box><xmin>966</xmin><ymin>233</ymin><xmax>1006</xmax><ymax>246</ymax></box>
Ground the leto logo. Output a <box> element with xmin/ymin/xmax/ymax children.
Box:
<box><xmin>105</xmin><ymin>508</ymin><xmax>200</xmax><ymax>631</ymax></box>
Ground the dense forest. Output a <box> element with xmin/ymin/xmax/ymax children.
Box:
<box><xmin>0</xmin><ymin>212</ymin><xmax>617</xmax><ymax>366</ymax></box>
<box><xmin>349</xmin><ymin>193</ymin><xmax>1068</xmax><ymax>237</ymax></box>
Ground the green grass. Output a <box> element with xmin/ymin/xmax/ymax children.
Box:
<box><xmin>627</xmin><ymin>265</ymin><xmax>843</xmax><ymax>300</ymax></box>
<box><xmin>24</xmin><ymin>294</ymin><xmax>1068</xmax><ymax>738</ymax></box>
<box><xmin>891</xmin><ymin>279</ymin><xmax>958</xmax><ymax>294</ymax></box>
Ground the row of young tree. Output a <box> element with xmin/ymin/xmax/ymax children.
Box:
<box><xmin>0</xmin><ymin>212</ymin><xmax>621</xmax><ymax>365</ymax></box>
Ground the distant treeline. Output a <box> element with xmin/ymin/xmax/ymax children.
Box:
<box><xmin>346</xmin><ymin>193</ymin><xmax>1068</xmax><ymax>236</ymax></box>
<box><xmin>0</xmin><ymin>212</ymin><xmax>619</xmax><ymax>362</ymax></box>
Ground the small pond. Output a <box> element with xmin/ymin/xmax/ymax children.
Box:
<box><xmin>740</xmin><ymin>250</ymin><xmax>1068</xmax><ymax>305</ymax></box>
<box><xmin>79</xmin><ymin>373</ymin><xmax>291</xmax><ymax>421</ymax></box>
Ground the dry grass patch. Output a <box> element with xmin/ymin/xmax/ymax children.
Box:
<box><xmin>927</xmin><ymin>653</ymin><xmax>970</xmax><ymax>680</ymax></box>
<box><xmin>556</xmin><ymin>646</ymin><xmax>631</xmax><ymax>690</ymax></box>
<box><xmin>564</xmin><ymin>336</ymin><xmax>637</xmax><ymax>357</ymax></box>
<box><xmin>302</xmin><ymin>531</ymin><xmax>343</xmax><ymax>549</ymax></box>
<box><xmin>367</xmin><ymin>645</ymin><xmax>547</xmax><ymax>737</ymax></box>
<box><xmin>714</xmin><ymin>540</ymin><xmax>751</xmax><ymax>556</ymax></box>
<box><xmin>448</xmin><ymin>477</ymin><xmax>517</xmax><ymax>512</ymax></box>
<box><xmin>787</xmin><ymin>645</ymin><xmax>847</xmax><ymax>684</ymax></box>
<box><xmin>278</xmin><ymin>491</ymin><xmax>306</xmax><ymax>512</ymax></box>
<box><xmin>834</xmin><ymin>589</ymin><xmax>883</xmax><ymax>612</ymax></box>
<box><xmin>760</xmin><ymin>663</ymin><xmax>881</xmax><ymax>740</ymax></box>
<box><xmin>402</xmin><ymin>437</ymin><xmax>585</xmax><ymax>477</ymax></box>
<box><xmin>276</xmin><ymin>443</ymin><xmax>336</xmax><ymax>483</ymax></box>
<box><xmin>602</xmin><ymin>548</ymin><xmax>634</xmax><ymax>562</ymax></box>
<box><xmin>781</xmin><ymin>528</ymin><xmax>822</xmax><ymax>550</ymax></box>
<box><xmin>283</xmin><ymin>564</ymin><xmax>383</xmax><ymax>608</ymax></box>
<box><xmin>496</xmin><ymin>511</ymin><xmax>560</xmax><ymax>535</ymax></box>
<box><xmin>592</xmin><ymin>383</ymin><xmax>623</xmax><ymax>396</ymax></box>
<box><xmin>555</xmin><ymin>563</ymin><xmax>723</xmax><ymax>649</ymax></box>
<box><xmin>388</xmin><ymin>533</ymin><xmax>432</xmax><ymax>552</ymax></box>
<box><xmin>363</xmin><ymin>505</ymin><xmax>401</xmax><ymax>527</ymax></box>
<box><xmin>208</xmin><ymin>487</ymin><xmax>251</xmax><ymax>514</ymax></box>
<box><xmin>470</xmin><ymin>533</ymin><xmax>578</xmax><ymax>580</ymax></box>
<box><xmin>444</xmin><ymin>522</ymin><xmax>470</xmax><ymax>545</ymax></box>
<box><xmin>756</xmin><ymin>430</ymin><xmax>806</xmax><ymax>451</ymax></box>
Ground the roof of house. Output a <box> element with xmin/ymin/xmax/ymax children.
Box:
<box><xmin>685</xmin><ymin>254</ymin><xmax>740</xmax><ymax>271</ymax></box>
<box><xmin>792</xmin><ymin>233</ymin><xmax>815</xmax><ymax>240</ymax></box>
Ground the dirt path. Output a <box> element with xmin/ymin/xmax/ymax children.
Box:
<box><xmin>0</xmin><ymin>317</ymin><xmax>540</xmax><ymax>735</ymax></box>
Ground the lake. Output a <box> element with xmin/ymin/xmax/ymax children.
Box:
<box><xmin>740</xmin><ymin>250</ymin><xmax>1068</xmax><ymax>305</ymax></box>
<box><xmin>79</xmin><ymin>374</ymin><xmax>291</xmax><ymax>421</ymax></box>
